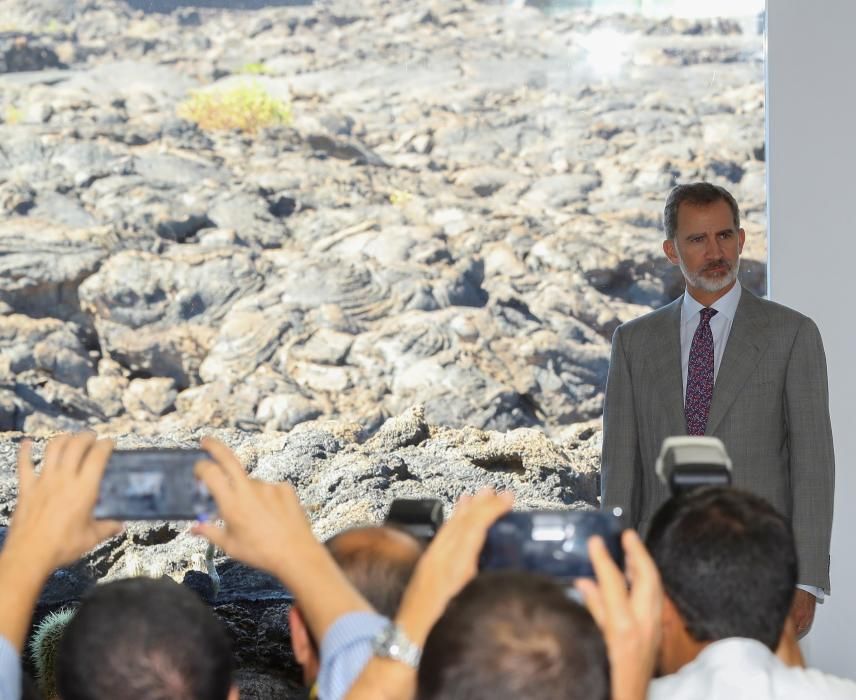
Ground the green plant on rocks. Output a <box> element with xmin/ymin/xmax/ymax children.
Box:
<box><xmin>30</xmin><ymin>607</ymin><xmax>77</xmax><ymax>699</ymax></box>
<box><xmin>4</xmin><ymin>105</ymin><xmax>22</xmax><ymax>125</ymax></box>
<box><xmin>239</xmin><ymin>62</ymin><xmax>269</xmax><ymax>75</ymax></box>
<box><xmin>178</xmin><ymin>81</ymin><xmax>292</xmax><ymax>134</ymax></box>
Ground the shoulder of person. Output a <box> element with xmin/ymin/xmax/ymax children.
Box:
<box><xmin>614</xmin><ymin>296</ymin><xmax>681</xmax><ymax>340</ymax></box>
<box><xmin>739</xmin><ymin>287</ymin><xmax>816</xmax><ymax>328</ymax></box>
<box><xmin>784</xmin><ymin>666</ymin><xmax>856</xmax><ymax>697</ymax></box>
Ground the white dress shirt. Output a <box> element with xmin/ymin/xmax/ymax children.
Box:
<box><xmin>680</xmin><ymin>283</ymin><xmax>823</xmax><ymax>601</ymax></box>
<box><xmin>648</xmin><ymin>637</ymin><xmax>856</xmax><ymax>700</ymax></box>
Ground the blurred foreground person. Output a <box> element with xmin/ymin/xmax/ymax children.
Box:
<box><xmin>57</xmin><ymin>577</ymin><xmax>236</xmax><ymax>700</ymax></box>
<box><xmin>289</xmin><ymin>525</ymin><xmax>423</xmax><ymax>693</ymax></box>
<box><xmin>646</xmin><ymin>487</ymin><xmax>856</xmax><ymax>699</ymax></box>
<box><xmin>417</xmin><ymin>571</ymin><xmax>609</xmax><ymax>700</ymax></box>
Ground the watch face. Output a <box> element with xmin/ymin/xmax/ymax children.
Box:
<box><xmin>373</xmin><ymin>624</ymin><xmax>421</xmax><ymax>668</ymax></box>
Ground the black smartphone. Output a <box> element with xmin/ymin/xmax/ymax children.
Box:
<box><xmin>93</xmin><ymin>449</ymin><xmax>217</xmax><ymax>521</ymax></box>
<box><xmin>479</xmin><ymin>510</ymin><xmax>624</xmax><ymax>580</ymax></box>
<box><xmin>385</xmin><ymin>498</ymin><xmax>445</xmax><ymax>541</ymax></box>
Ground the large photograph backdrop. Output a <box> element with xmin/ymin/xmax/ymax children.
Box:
<box><xmin>0</xmin><ymin>0</ymin><xmax>765</xmax><ymax>693</ymax></box>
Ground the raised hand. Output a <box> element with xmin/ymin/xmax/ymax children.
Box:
<box><xmin>576</xmin><ymin>530</ymin><xmax>663</xmax><ymax>700</ymax></box>
<box><xmin>0</xmin><ymin>434</ymin><xmax>122</xmax><ymax>652</ymax></box>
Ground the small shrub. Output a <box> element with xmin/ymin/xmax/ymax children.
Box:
<box><xmin>4</xmin><ymin>105</ymin><xmax>22</xmax><ymax>125</ymax></box>
<box><xmin>389</xmin><ymin>190</ymin><xmax>413</xmax><ymax>206</ymax></box>
<box><xmin>178</xmin><ymin>82</ymin><xmax>292</xmax><ymax>134</ymax></box>
<box><xmin>240</xmin><ymin>62</ymin><xmax>269</xmax><ymax>75</ymax></box>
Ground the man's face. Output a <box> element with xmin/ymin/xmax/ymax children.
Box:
<box><xmin>663</xmin><ymin>199</ymin><xmax>745</xmax><ymax>302</ymax></box>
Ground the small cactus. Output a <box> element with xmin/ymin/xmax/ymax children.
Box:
<box><xmin>30</xmin><ymin>607</ymin><xmax>76</xmax><ymax>699</ymax></box>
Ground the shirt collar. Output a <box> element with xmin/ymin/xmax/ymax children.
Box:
<box><xmin>681</xmin><ymin>282</ymin><xmax>742</xmax><ymax>326</ymax></box>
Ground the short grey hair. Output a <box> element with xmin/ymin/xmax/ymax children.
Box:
<box><xmin>663</xmin><ymin>182</ymin><xmax>740</xmax><ymax>239</ymax></box>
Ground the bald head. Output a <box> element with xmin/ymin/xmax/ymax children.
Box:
<box><xmin>325</xmin><ymin>525</ymin><xmax>424</xmax><ymax>617</ymax></box>
<box><xmin>288</xmin><ymin>525</ymin><xmax>425</xmax><ymax>688</ymax></box>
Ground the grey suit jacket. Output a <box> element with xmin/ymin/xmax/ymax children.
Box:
<box><xmin>601</xmin><ymin>287</ymin><xmax>835</xmax><ymax>591</ymax></box>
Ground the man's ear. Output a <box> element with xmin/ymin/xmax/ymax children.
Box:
<box><xmin>227</xmin><ymin>684</ymin><xmax>240</xmax><ymax>700</ymax></box>
<box><xmin>663</xmin><ymin>238</ymin><xmax>680</xmax><ymax>265</ymax></box>
<box><xmin>288</xmin><ymin>607</ymin><xmax>312</xmax><ymax>666</ymax></box>
<box><xmin>738</xmin><ymin>228</ymin><xmax>746</xmax><ymax>254</ymax></box>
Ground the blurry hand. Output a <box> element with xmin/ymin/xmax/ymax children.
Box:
<box><xmin>191</xmin><ymin>436</ymin><xmax>316</xmax><ymax>579</ymax></box>
<box><xmin>0</xmin><ymin>434</ymin><xmax>122</xmax><ymax>651</ymax></box>
<box><xmin>5</xmin><ymin>434</ymin><xmax>122</xmax><ymax>573</ymax></box>
<box><xmin>396</xmin><ymin>489</ymin><xmax>514</xmax><ymax>645</ymax></box>
<box><xmin>191</xmin><ymin>436</ymin><xmax>371</xmax><ymax>640</ymax></box>
<box><xmin>776</xmin><ymin>615</ymin><xmax>806</xmax><ymax>667</ymax></box>
<box><xmin>790</xmin><ymin>588</ymin><xmax>816</xmax><ymax>639</ymax></box>
<box><xmin>576</xmin><ymin>530</ymin><xmax>663</xmax><ymax>700</ymax></box>
<box><xmin>345</xmin><ymin>489</ymin><xmax>514</xmax><ymax>700</ymax></box>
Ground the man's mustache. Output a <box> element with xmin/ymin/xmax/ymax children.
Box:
<box><xmin>702</xmin><ymin>259</ymin><xmax>731</xmax><ymax>272</ymax></box>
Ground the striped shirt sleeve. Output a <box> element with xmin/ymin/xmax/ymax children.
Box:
<box><xmin>317</xmin><ymin>611</ymin><xmax>388</xmax><ymax>700</ymax></box>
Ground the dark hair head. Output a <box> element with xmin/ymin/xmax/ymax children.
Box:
<box><xmin>646</xmin><ymin>487</ymin><xmax>797</xmax><ymax>650</ymax></box>
<box><xmin>663</xmin><ymin>182</ymin><xmax>740</xmax><ymax>239</ymax></box>
<box><xmin>325</xmin><ymin>525</ymin><xmax>424</xmax><ymax>618</ymax></box>
<box><xmin>417</xmin><ymin>572</ymin><xmax>609</xmax><ymax>700</ymax></box>
<box><xmin>56</xmin><ymin>577</ymin><xmax>233</xmax><ymax>700</ymax></box>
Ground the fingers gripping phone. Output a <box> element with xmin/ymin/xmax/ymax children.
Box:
<box><xmin>479</xmin><ymin>510</ymin><xmax>624</xmax><ymax>580</ymax></box>
<box><xmin>93</xmin><ymin>449</ymin><xmax>217</xmax><ymax>521</ymax></box>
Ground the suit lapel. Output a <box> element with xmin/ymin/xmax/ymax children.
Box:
<box><xmin>646</xmin><ymin>299</ymin><xmax>686</xmax><ymax>434</ymax></box>
<box><xmin>706</xmin><ymin>289</ymin><xmax>770</xmax><ymax>435</ymax></box>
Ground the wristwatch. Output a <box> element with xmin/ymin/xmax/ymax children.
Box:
<box><xmin>371</xmin><ymin>622</ymin><xmax>422</xmax><ymax>668</ymax></box>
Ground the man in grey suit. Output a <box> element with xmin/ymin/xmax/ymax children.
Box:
<box><xmin>601</xmin><ymin>182</ymin><xmax>834</xmax><ymax>637</ymax></box>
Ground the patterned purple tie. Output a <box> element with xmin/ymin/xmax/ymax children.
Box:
<box><xmin>685</xmin><ymin>307</ymin><xmax>718</xmax><ymax>436</ymax></box>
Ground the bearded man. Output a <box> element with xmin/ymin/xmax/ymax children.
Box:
<box><xmin>600</xmin><ymin>182</ymin><xmax>834</xmax><ymax>638</ymax></box>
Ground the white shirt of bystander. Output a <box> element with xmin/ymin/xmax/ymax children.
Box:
<box><xmin>648</xmin><ymin>637</ymin><xmax>856</xmax><ymax>700</ymax></box>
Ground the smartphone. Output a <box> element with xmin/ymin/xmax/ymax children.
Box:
<box><xmin>384</xmin><ymin>498</ymin><xmax>445</xmax><ymax>541</ymax></box>
<box><xmin>479</xmin><ymin>510</ymin><xmax>624</xmax><ymax>580</ymax></box>
<box><xmin>93</xmin><ymin>449</ymin><xmax>216</xmax><ymax>521</ymax></box>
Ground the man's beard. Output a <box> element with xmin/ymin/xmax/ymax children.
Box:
<box><xmin>679</xmin><ymin>255</ymin><xmax>741</xmax><ymax>294</ymax></box>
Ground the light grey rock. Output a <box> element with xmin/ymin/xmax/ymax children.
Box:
<box><xmin>256</xmin><ymin>393</ymin><xmax>322</xmax><ymax>432</ymax></box>
<box><xmin>199</xmin><ymin>309</ymin><xmax>295</xmax><ymax>386</ymax></box>
<box><xmin>0</xmin><ymin>314</ymin><xmax>94</xmax><ymax>388</ymax></box>
<box><xmin>122</xmin><ymin>377</ymin><xmax>178</xmax><ymax>418</ymax></box>
<box><xmin>0</xmin><ymin>218</ymin><xmax>111</xmax><ymax>323</ymax></box>
<box><xmin>288</xmin><ymin>328</ymin><xmax>353</xmax><ymax>366</ymax></box>
<box><xmin>363</xmin><ymin>404</ymin><xmax>429</xmax><ymax>451</ymax></box>
<box><xmin>207</xmin><ymin>192</ymin><xmax>288</xmax><ymax>249</ymax></box>
<box><xmin>79</xmin><ymin>247</ymin><xmax>266</xmax><ymax>386</ymax></box>
<box><xmin>520</xmin><ymin>173</ymin><xmax>602</xmax><ymax>209</ymax></box>
<box><xmin>86</xmin><ymin>374</ymin><xmax>127</xmax><ymax>419</ymax></box>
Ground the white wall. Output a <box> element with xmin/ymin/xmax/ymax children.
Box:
<box><xmin>766</xmin><ymin>0</ymin><xmax>856</xmax><ymax>677</ymax></box>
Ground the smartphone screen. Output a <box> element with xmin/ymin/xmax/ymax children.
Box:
<box><xmin>479</xmin><ymin>510</ymin><xmax>624</xmax><ymax>580</ymax></box>
<box><xmin>93</xmin><ymin>449</ymin><xmax>216</xmax><ymax>521</ymax></box>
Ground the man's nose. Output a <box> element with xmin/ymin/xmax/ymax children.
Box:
<box><xmin>704</xmin><ymin>236</ymin><xmax>719</xmax><ymax>258</ymax></box>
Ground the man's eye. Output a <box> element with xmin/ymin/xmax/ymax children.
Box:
<box><xmin>719</xmin><ymin>232</ymin><xmax>733</xmax><ymax>239</ymax></box>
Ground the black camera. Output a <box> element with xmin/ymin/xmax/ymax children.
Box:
<box><xmin>479</xmin><ymin>510</ymin><xmax>624</xmax><ymax>580</ymax></box>
<box><xmin>655</xmin><ymin>436</ymin><xmax>733</xmax><ymax>496</ymax></box>
<box><xmin>93</xmin><ymin>449</ymin><xmax>217</xmax><ymax>521</ymax></box>
<box><xmin>384</xmin><ymin>498</ymin><xmax>445</xmax><ymax>541</ymax></box>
